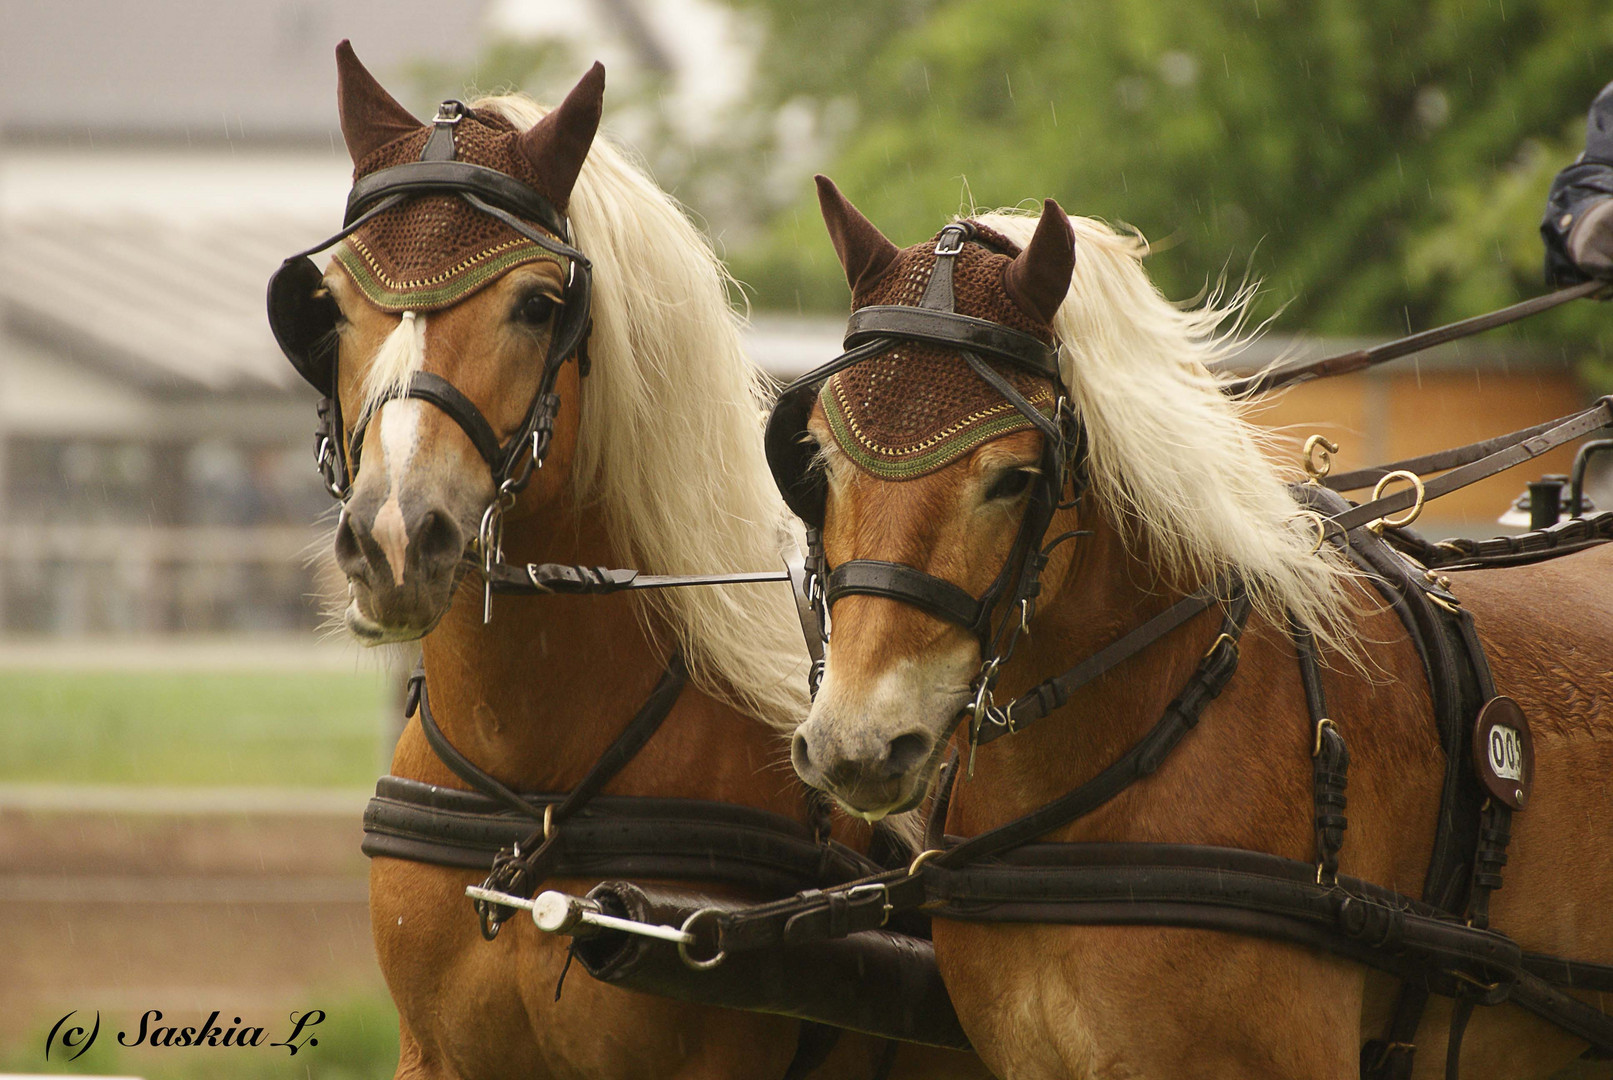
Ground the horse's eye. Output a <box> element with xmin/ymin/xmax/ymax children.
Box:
<box><xmin>517</xmin><ymin>293</ymin><xmax>558</xmax><ymax>326</ymax></box>
<box><xmin>985</xmin><ymin>469</ymin><xmax>1035</xmax><ymax>502</ymax></box>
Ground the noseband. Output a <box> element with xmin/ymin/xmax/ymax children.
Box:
<box><xmin>764</xmin><ymin>222</ymin><xmax>1085</xmax><ymax>722</ymax></box>
<box><xmin>266</xmin><ymin>102</ymin><xmax>595</xmax><ymax>615</ymax></box>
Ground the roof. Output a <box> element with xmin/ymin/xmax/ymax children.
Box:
<box><xmin>1</xmin><ymin>147</ymin><xmax>351</xmax><ymax>396</ymax></box>
<box><xmin>0</xmin><ymin>0</ymin><xmax>492</xmax><ymax>142</ymax></box>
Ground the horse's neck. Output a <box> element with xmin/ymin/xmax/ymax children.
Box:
<box><xmin>392</xmin><ymin>497</ymin><xmax>803</xmax><ymax>816</ymax></box>
<box><xmin>950</xmin><ymin>505</ymin><xmax>1274</xmax><ymax>834</ymax></box>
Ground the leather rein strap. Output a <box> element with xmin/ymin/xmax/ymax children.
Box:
<box><xmin>1217</xmin><ymin>279</ymin><xmax>1606</xmax><ymax>396</ymax></box>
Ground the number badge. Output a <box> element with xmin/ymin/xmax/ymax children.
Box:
<box><xmin>1471</xmin><ymin>696</ymin><xmax>1533</xmax><ymax>811</ymax></box>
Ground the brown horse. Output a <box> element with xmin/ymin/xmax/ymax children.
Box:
<box><xmin>307</xmin><ymin>47</ymin><xmax>985</xmax><ymax>1080</ymax></box>
<box><xmin>787</xmin><ymin>180</ymin><xmax>1613</xmax><ymax>1079</ymax></box>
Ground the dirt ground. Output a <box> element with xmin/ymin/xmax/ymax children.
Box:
<box><xmin>0</xmin><ymin>788</ymin><xmax>386</xmax><ymax>1045</ymax></box>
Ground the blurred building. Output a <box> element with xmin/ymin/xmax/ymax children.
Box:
<box><xmin>0</xmin><ymin>0</ymin><xmax>753</xmax><ymax>635</ymax></box>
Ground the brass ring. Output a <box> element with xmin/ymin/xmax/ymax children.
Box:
<box><xmin>908</xmin><ymin>848</ymin><xmax>945</xmax><ymax>876</ymax></box>
<box><xmin>543</xmin><ymin>804</ymin><xmax>554</xmax><ymax>842</ymax></box>
<box><xmin>1367</xmin><ymin>470</ymin><xmax>1426</xmax><ymax>532</ymax></box>
<box><xmin>1295</xmin><ymin>510</ymin><xmax>1327</xmax><ymax>555</ymax></box>
<box><xmin>1303</xmin><ymin>434</ymin><xmax>1341</xmax><ymax>482</ymax></box>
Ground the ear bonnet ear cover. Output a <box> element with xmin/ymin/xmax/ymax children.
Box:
<box><xmin>819</xmin><ymin>224</ymin><xmax>1060</xmax><ymax>482</ymax></box>
<box><xmin>330</xmin><ymin>50</ymin><xmax>604</xmax><ymax>314</ymax></box>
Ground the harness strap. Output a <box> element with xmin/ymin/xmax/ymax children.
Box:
<box><xmin>350</xmin><ymin>371</ymin><xmax>505</xmax><ymax>475</ymax></box>
<box><xmin>1324</xmin><ymin>399</ymin><xmax>1613</xmax><ymax>535</ymax></box>
<box><xmin>410</xmin><ymin>655</ymin><xmax>689</xmax><ymax>938</ymax></box>
<box><xmin>484</xmin><ymin>561</ymin><xmax>792</xmax><ymax>595</ymax></box>
<box><xmin>844</xmin><ymin>306</ymin><xmax>1059</xmax><ymax>379</ymax></box>
<box><xmin>1294</xmin><ymin>626</ymin><xmax>1349</xmax><ymax>885</ymax></box>
<box><xmin>1218</xmin><ymin>279</ymin><xmax>1605</xmax><ymax>397</ymax></box>
<box><xmin>982</xmin><ymin>585</ymin><xmax>1223</xmax><ymax>740</ymax></box>
<box><xmin>940</xmin><ymin>586</ymin><xmax>1250</xmax><ymax>868</ymax></box>
<box><xmin>1329</xmin><ymin>413</ymin><xmax>1613</xmax><ymax>495</ymax></box>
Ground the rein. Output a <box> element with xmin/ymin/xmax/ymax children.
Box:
<box><xmin>1217</xmin><ymin>278</ymin><xmax>1607</xmax><ymax>396</ymax></box>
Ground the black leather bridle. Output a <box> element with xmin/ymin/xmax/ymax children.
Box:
<box><xmin>764</xmin><ymin>222</ymin><xmax>1084</xmax><ymax>729</ymax></box>
<box><xmin>266</xmin><ymin>101</ymin><xmax>594</xmax><ymax>618</ymax></box>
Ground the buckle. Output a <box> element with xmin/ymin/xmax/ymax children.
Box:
<box><xmin>934</xmin><ymin>225</ymin><xmax>968</xmax><ymax>256</ymax></box>
<box><xmin>434</xmin><ymin>101</ymin><xmax>464</xmax><ymax>125</ymax></box>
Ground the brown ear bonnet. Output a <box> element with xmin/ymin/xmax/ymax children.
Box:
<box><xmin>819</xmin><ymin>223</ymin><xmax>1061</xmax><ymax>480</ymax></box>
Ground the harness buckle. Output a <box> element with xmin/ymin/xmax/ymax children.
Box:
<box><xmin>934</xmin><ymin>225</ymin><xmax>968</xmax><ymax>256</ymax></box>
<box><xmin>433</xmin><ymin>102</ymin><xmax>464</xmax><ymax>125</ymax></box>
<box><xmin>845</xmin><ymin>881</ymin><xmax>893</xmax><ymax>927</ymax></box>
<box><xmin>1202</xmin><ymin>631</ymin><xmax>1239</xmax><ymax>662</ymax></box>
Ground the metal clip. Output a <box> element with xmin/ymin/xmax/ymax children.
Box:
<box><xmin>477</xmin><ymin>499</ymin><xmax>509</xmax><ymax>624</ymax></box>
<box><xmin>434</xmin><ymin>102</ymin><xmax>464</xmax><ymax>124</ymax></box>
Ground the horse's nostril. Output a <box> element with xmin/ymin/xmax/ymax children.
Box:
<box><xmin>334</xmin><ymin>511</ymin><xmax>368</xmax><ymax>579</ymax></box>
<box><xmin>884</xmin><ymin>732</ymin><xmax>932</xmax><ymax>778</ymax></box>
<box><xmin>413</xmin><ymin>509</ymin><xmax>463</xmax><ymax>570</ymax></box>
<box><xmin>791</xmin><ymin>732</ymin><xmax>815</xmax><ymax>774</ymax></box>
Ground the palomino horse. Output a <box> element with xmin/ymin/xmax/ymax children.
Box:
<box><xmin>293</xmin><ymin>46</ymin><xmax>983</xmax><ymax>1080</ymax></box>
<box><xmin>784</xmin><ymin>179</ymin><xmax>1613</xmax><ymax>1079</ymax></box>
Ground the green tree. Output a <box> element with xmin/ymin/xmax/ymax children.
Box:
<box><xmin>725</xmin><ymin>0</ymin><xmax>1613</xmax><ymax>377</ymax></box>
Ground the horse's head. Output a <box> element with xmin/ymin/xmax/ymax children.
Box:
<box><xmin>769</xmin><ymin>178</ymin><xmax>1078</xmax><ymax>818</ymax></box>
<box><xmin>269</xmin><ymin>43</ymin><xmax>604</xmax><ymax>642</ymax></box>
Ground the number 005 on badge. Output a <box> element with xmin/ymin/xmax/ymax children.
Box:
<box><xmin>1472</xmin><ymin>696</ymin><xmax>1533</xmax><ymax>811</ymax></box>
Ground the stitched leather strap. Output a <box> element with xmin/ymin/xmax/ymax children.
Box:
<box><xmin>942</xmin><ymin>588</ymin><xmax>1251</xmax><ymax>867</ymax></box>
<box><xmin>844</xmin><ymin>306</ymin><xmax>1059</xmax><ymax>379</ymax></box>
<box><xmin>1323</xmin><ymin>399</ymin><xmax>1613</xmax><ymax>534</ymax></box>
<box><xmin>984</xmin><ymin>585</ymin><xmax>1223</xmax><ymax>740</ymax></box>
<box><xmin>826</xmin><ymin>560</ymin><xmax>984</xmax><ymax>631</ymax></box>
<box><xmin>346</xmin><ymin>159</ymin><xmax>570</xmax><ymax>241</ymax></box>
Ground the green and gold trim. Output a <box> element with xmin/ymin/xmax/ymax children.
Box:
<box><xmin>334</xmin><ymin>235</ymin><xmax>566</xmax><ymax>312</ymax></box>
<box><xmin>821</xmin><ymin>376</ymin><xmax>1055</xmax><ymax>480</ymax></box>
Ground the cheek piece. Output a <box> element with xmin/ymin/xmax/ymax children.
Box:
<box><xmin>763</xmin><ymin>222</ymin><xmax>1087</xmax><ymax>755</ymax></box>
<box><xmin>265</xmin><ymin>101</ymin><xmax>594</xmax><ymax>619</ymax></box>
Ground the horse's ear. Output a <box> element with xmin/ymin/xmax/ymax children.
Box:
<box><xmin>335</xmin><ymin>40</ymin><xmax>422</xmax><ymax>164</ymax></box>
<box><xmin>1004</xmin><ymin>200</ymin><xmax>1075</xmax><ymax>324</ymax></box>
<box><xmin>514</xmin><ymin>62</ymin><xmax>605</xmax><ymax>207</ymax></box>
<box><xmin>816</xmin><ymin>175</ymin><xmax>899</xmax><ymax>295</ymax></box>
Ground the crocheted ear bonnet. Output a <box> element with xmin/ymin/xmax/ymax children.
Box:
<box><xmin>328</xmin><ymin>41</ymin><xmax>599</xmax><ymax>313</ymax></box>
<box><xmin>333</xmin><ymin>110</ymin><xmax>576</xmax><ymax>312</ymax></box>
<box><xmin>820</xmin><ymin>223</ymin><xmax>1059</xmax><ymax>481</ymax></box>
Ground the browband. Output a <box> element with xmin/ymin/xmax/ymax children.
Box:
<box><xmin>346</xmin><ymin>160</ymin><xmax>571</xmax><ymax>243</ymax></box>
<box><xmin>845</xmin><ymin>306</ymin><xmax>1058</xmax><ymax>380</ymax></box>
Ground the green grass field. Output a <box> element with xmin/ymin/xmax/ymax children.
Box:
<box><xmin>0</xmin><ymin>669</ymin><xmax>392</xmax><ymax>788</ymax></box>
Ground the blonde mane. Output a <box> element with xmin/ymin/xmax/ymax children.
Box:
<box><xmin>973</xmin><ymin>209</ymin><xmax>1359</xmax><ymax>653</ymax></box>
<box><xmin>475</xmin><ymin>94</ymin><xmax>811</xmax><ymax>734</ymax></box>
